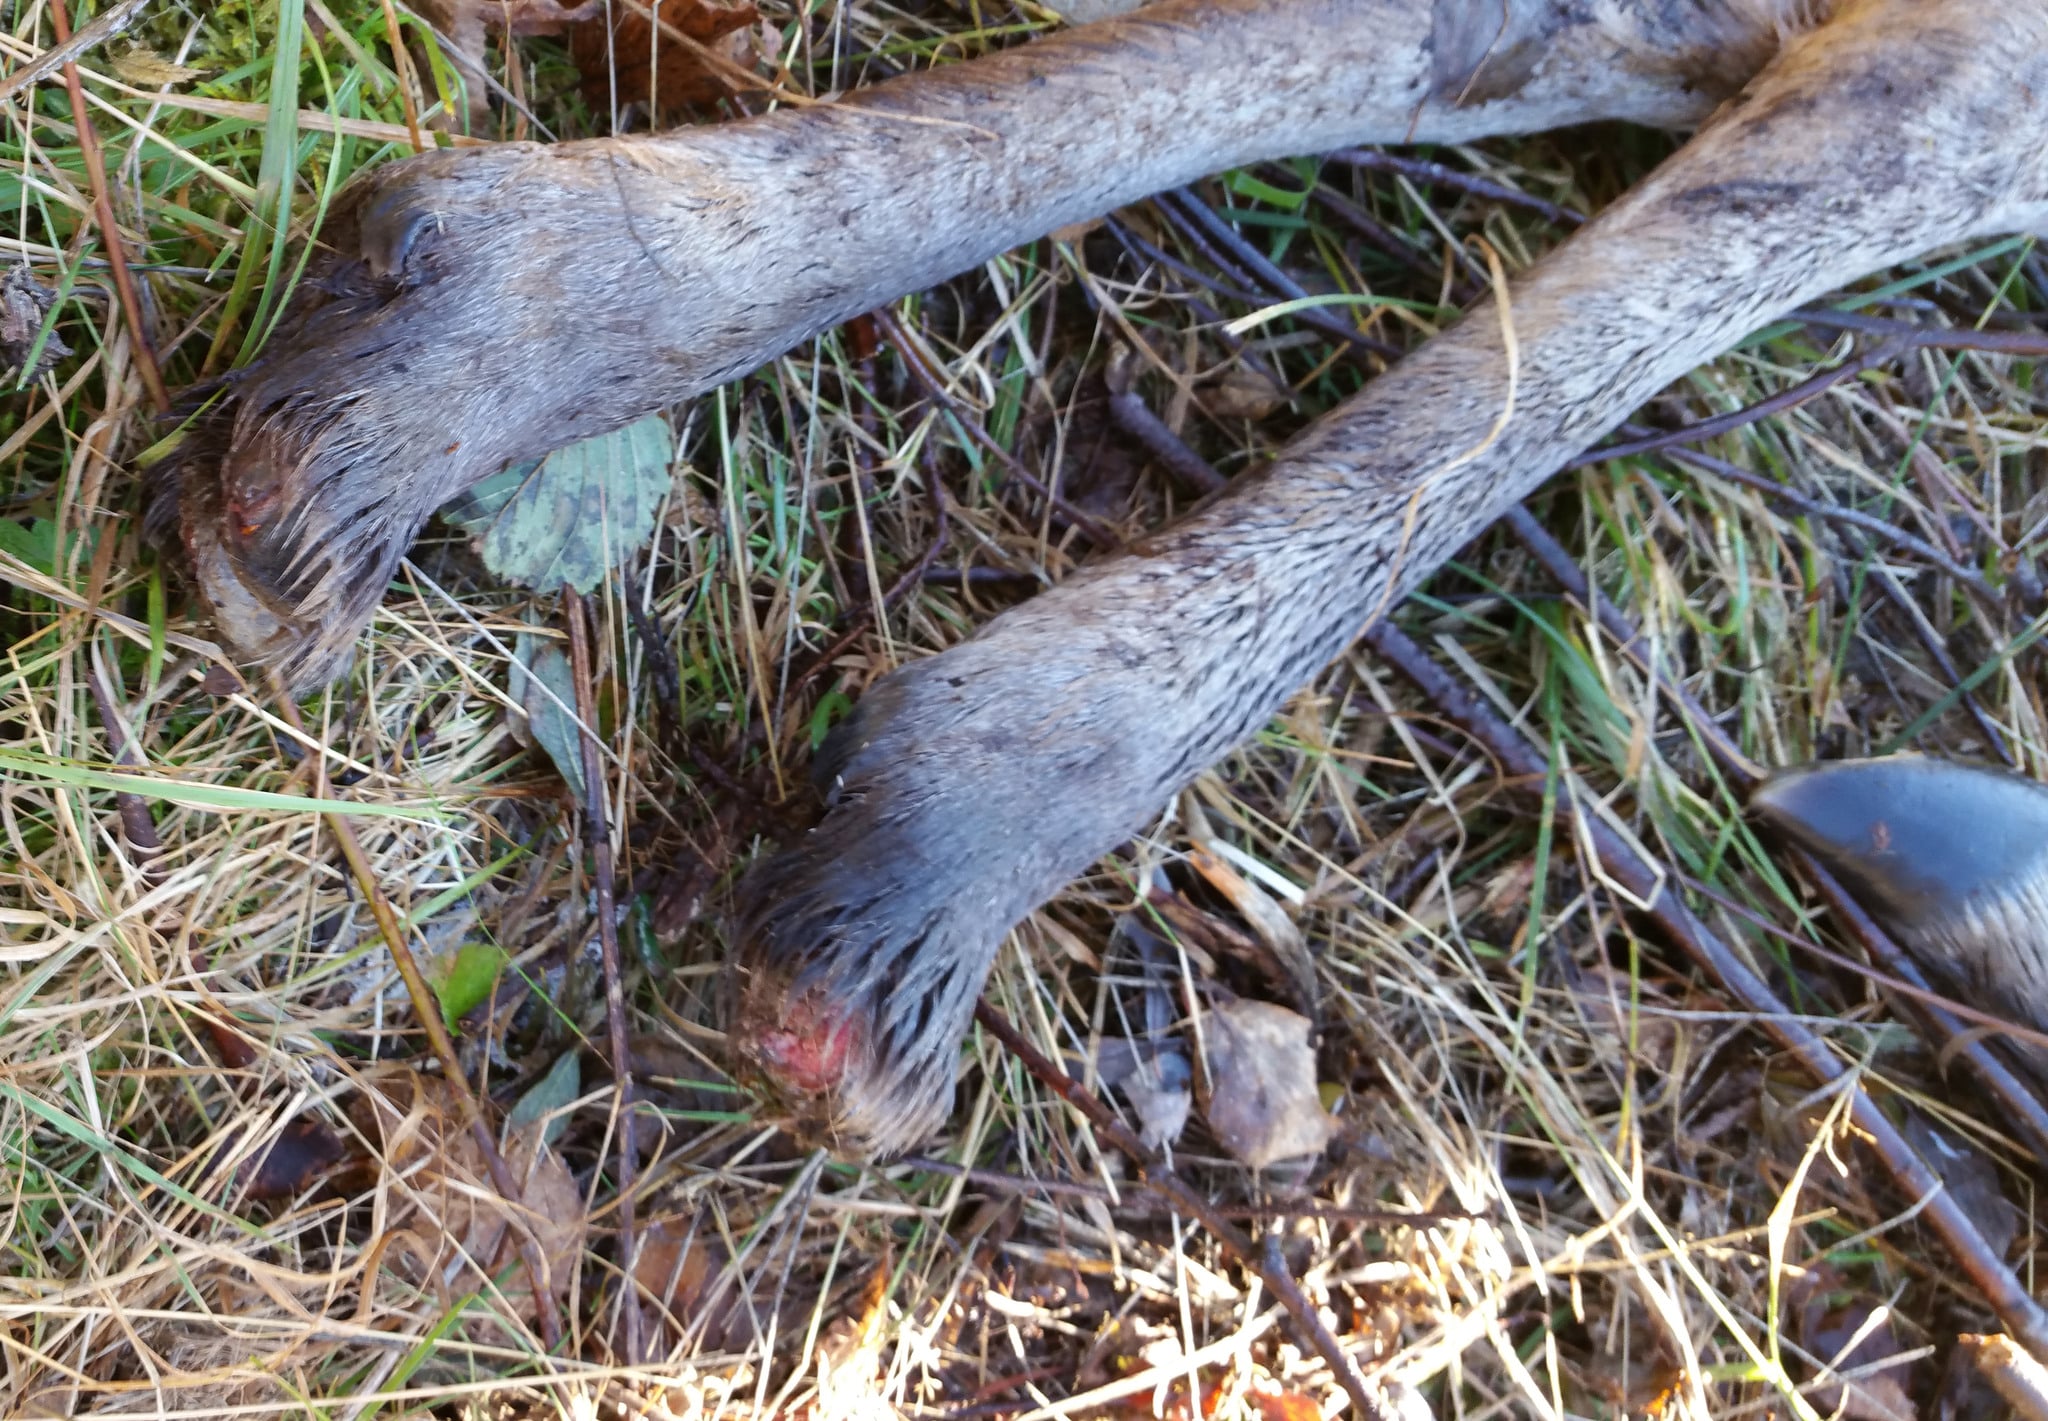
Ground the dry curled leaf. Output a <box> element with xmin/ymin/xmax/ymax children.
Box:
<box><xmin>1199</xmin><ymin>997</ymin><xmax>1335</xmax><ymax>1168</ymax></box>
<box><xmin>631</xmin><ymin>1212</ymin><xmax>802</xmax><ymax>1353</ymax></box>
<box><xmin>1123</xmin><ymin>1056</ymin><xmax>1193</xmax><ymax>1150</ymax></box>
<box><xmin>1094</xmin><ymin>915</ymin><xmax>1195</xmax><ymax>1147</ymax></box>
<box><xmin>1183</xmin><ymin>846</ymin><xmax>1318</xmax><ymax>1016</ymax></box>
<box><xmin>569</xmin><ymin>0</ymin><xmax>760</xmax><ymax>117</ymax></box>
<box><xmin>1099</xmin><ymin>1038</ymin><xmax>1193</xmax><ymax>1150</ymax></box>
<box><xmin>108</xmin><ymin>44</ymin><xmax>206</xmax><ymax>87</ymax></box>
<box><xmin>1176</xmin><ymin>791</ymin><xmax>1317</xmax><ymax>1014</ymax></box>
<box><xmin>351</xmin><ymin>1069</ymin><xmax>586</xmax><ymax>1325</ymax></box>
<box><xmin>1204</xmin><ymin>365</ymin><xmax>1289</xmax><ymax>421</ymax></box>
<box><xmin>239</xmin><ymin>1116</ymin><xmax>356</xmax><ymax>1202</ymax></box>
<box><xmin>412</xmin><ymin>0</ymin><xmax>603</xmax><ymax>126</ymax></box>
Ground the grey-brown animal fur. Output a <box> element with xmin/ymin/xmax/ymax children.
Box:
<box><xmin>168</xmin><ymin>0</ymin><xmax>2048</xmax><ymax>1155</ymax></box>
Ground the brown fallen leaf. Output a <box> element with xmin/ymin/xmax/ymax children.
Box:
<box><xmin>239</xmin><ymin>1116</ymin><xmax>357</xmax><ymax>1202</ymax></box>
<box><xmin>1794</xmin><ymin>1270</ymin><xmax>1919</xmax><ymax>1421</ymax></box>
<box><xmin>1203</xmin><ymin>365</ymin><xmax>1290</xmax><ymax>421</ymax></box>
<box><xmin>630</xmin><ymin>1215</ymin><xmax>721</xmax><ymax>1346</ymax></box>
<box><xmin>351</xmin><ymin>1068</ymin><xmax>586</xmax><ymax>1326</ymax></box>
<box><xmin>1198</xmin><ymin>997</ymin><xmax>1335</xmax><ymax>1168</ymax></box>
<box><xmin>631</xmin><ymin>1211</ymin><xmax>810</xmax><ymax>1354</ymax></box>
<box><xmin>1097</xmin><ymin>1036</ymin><xmax>1193</xmax><ymax>1150</ymax></box>
<box><xmin>1122</xmin><ymin>1057</ymin><xmax>1193</xmax><ymax>1150</ymax></box>
<box><xmin>1094</xmin><ymin>916</ymin><xmax>1195</xmax><ymax>1148</ymax></box>
<box><xmin>569</xmin><ymin>0</ymin><xmax>760</xmax><ymax>119</ymax></box>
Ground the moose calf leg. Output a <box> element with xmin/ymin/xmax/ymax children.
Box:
<box><xmin>733</xmin><ymin>0</ymin><xmax>2048</xmax><ymax>1156</ymax></box>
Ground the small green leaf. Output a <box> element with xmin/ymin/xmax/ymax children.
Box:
<box><xmin>435</xmin><ymin>941</ymin><xmax>506</xmax><ymax>1030</ymax></box>
<box><xmin>0</xmin><ymin>519</ymin><xmax>61</xmax><ymax>576</ymax></box>
<box><xmin>809</xmin><ymin>690</ymin><xmax>853</xmax><ymax>750</ymax></box>
<box><xmin>506</xmin><ymin>1050</ymin><xmax>580</xmax><ymax>1147</ymax></box>
<box><xmin>443</xmin><ymin>416</ymin><xmax>674</xmax><ymax>593</ymax></box>
<box><xmin>1223</xmin><ymin>168</ymin><xmax>1310</xmax><ymax>212</ymax></box>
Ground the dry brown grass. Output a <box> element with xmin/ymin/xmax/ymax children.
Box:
<box><xmin>2</xmin><ymin>2</ymin><xmax>2046</xmax><ymax>1417</ymax></box>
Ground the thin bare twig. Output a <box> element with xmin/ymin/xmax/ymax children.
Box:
<box><xmin>1565</xmin><ymin>339</ymin><xmax>1906</xmax><ymax>469</ymax></box>
<box><xmin>1098</xmin><ymin>215</ymin><xmax>1299</xmax><ymax>388</ymax></box>
<box><xmin>899</xmin><ymin>1154</ymin><xmax>1475</xmax><ymax>1224</ymax></box>
<box><xmin>1862</xmin><ymin>556</ymin><xmax>2014</xmax><ymax>765</ymax></box>
<box><xmin>46</xmin><ymin>0</ymin><xmax>169</xmax><ymax>414</ymax></box>
<box><xmin>1327</xmin><ymin>149</ymin><xmax>1586</xmax><ymax>229</ymax></box>
<box><xmin>377</xmin><ymin>0</ymin><xmax>428</xmax><ymax>154</ymax></box>
<box><xmin>875</xmin><ymin>307</ymin><xmax>1123</xmax><ymax>548</ymax></box>
<box><xmin>1310</xmin><ymin>181</ymin><xmax>1478</xmax><ymax>302</ymax></box>
<box><xmin>1164</xmin><ymin>187</ymin><xmax>1402</xmax><ymax>362</ymax></box>
<box><xmin>85</xmin><ymin>643</ymin><xmax>160</xmax><ymax>876</ymax></box>
<box><xmin>1793</xmin><ymin>307</ymin><xmax>2048</xmax><ymax>355</ymax></box>
<box><xmin>1104</xmin><ymin>346</ymin><xmax>1229</xmax><ymax>496</ymax></box>
<box><xmin>1110</xmin><ymin>371</ymin><xmax>2048</xmax><ymax>1177</ymax></box>
<box><xmin>564</xmin><ymin>586</ymin><xmax>641</xmax><ymax>1364</ymax></box>
<box><xmin>1565</xmin><ymin>315</ymin><xmax>2048</xmax><ymax>601</ymax></box>
<box><xmin>1619</xmin><ymin>433</ymin><xmax>1999</xmax><ymax>600</ymax></box>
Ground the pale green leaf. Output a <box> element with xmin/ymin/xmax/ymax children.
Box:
<box><xmin>508</xmin><ymin>632</ymin><xmax>587</xmax><ymax>799</ymax></box>
<box><xmin>443</xmin><ymin>416</ymin><xmax>674</xmax><ymax>593</ymax></box>
<box><xmin>506</xmin><ymin>1051</ymin><xmax>580</xmax><ymax>1148</ymax></box>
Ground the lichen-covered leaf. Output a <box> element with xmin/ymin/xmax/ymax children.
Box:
<box><xmin>442</xmin><ymin>415</ymin><xmax>673</xmax><ymax>593</ymax></box>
